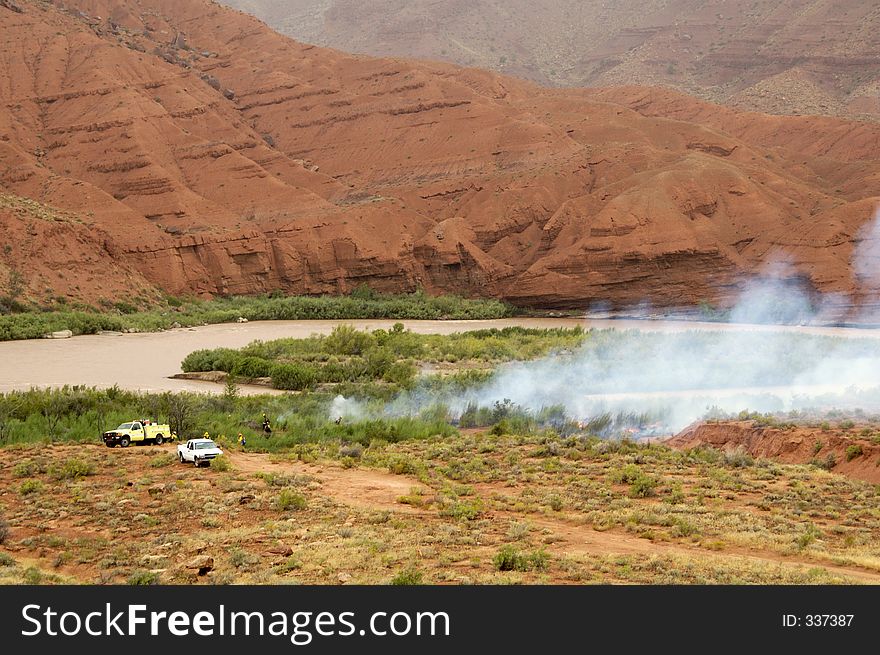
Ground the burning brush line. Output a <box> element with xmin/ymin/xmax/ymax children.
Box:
<box><xmin>330</xmin><ymin>207</ymin><xmax>880</xmax><ymax>436</ymax></box>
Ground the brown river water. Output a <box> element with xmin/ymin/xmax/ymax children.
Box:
<box><xmin>0</xmin><ymin>318</ymin><xmax>878</xmax><ymax>396</ymax></box>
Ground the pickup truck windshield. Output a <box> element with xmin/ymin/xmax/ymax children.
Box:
<box><xmin>117</xmin><ymin>423</ymin><xmax>133</xmax><ymax>430</ymax></box>
<box><xmin>194</xmin><ymin>442</ymin><xmax>217</xmax><ymax>450</ymax></box>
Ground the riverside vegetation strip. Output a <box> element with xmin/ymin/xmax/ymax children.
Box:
<box><xmin>177</xmin><ymin>323</ymin><xmax>880</xmax><ymax>392</ymax></box>
<box><xmin>180</xmin><ymin>324</ymin><xmax>589</xmax><ymax>390</ymax></box>
<box><xmin>0</xmin><ymin>290</ymin><xmax>514</xmax><ymax>342</ymax></box>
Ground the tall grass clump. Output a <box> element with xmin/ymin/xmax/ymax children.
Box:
<box><xmin>493</xmin><ymin>545</ymin><xmax>549</xmax><ymax>572</ymax></box>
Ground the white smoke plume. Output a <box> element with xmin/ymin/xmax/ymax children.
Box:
<box><xmin>854</xmin><ymin>206</ymin><xmax>880</xmax><ymax>323</ymax></box>
<box><xmin>385</xmin><ymin>250</ymin><xmax>880</xmax><ymax>434</ymax></box>
<box><xmin>854</xmin><ymin>206</ymin><xmax>880</xmax><ymax>286</ymax></box>
<box><xmin>727</xmin><ymin>258</ymin><xmax>816</xmax><ymax>326</ymax></box>
<box><xmin>339</xmin><ymin>319</ymin><xmax>880</xmax><ymax>436</ymax></box>
<box><xmin>335</xmin><ymin>207</ymin><xmax>880</xmax><ymax>436</ymax></box>
<box><xmin>456</xmin><ymin>325</ymin><xmax>880</xmax><ymax>433</ymax></box>
<box><xmin>329</xmin><ymin>394</ymin><xmax>367</xmax><ymax>422</ymax></box>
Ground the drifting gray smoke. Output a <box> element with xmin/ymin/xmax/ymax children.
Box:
<box><xmin>338</xmin><ymin>207</ymin><xmax>880</xmax><ymax>435</ymax></box>
<box><xmin>854</xmin><ymin>207</ymin><xmax>880</xmax><ymax>286</ymax></box>
<box><xmin>854</xmin><ymin>206</ymin><xmax>880</xmax><ymax>323</ymax></box>
<box><xmin>445</xmin><ymin>325</ymin><xmax>880</xmax><ymax>433</ymax></box>
<box><xmin>329</xmin><ymin>394</ymin><xmax>367</xmax><ymax>421</ymax></box>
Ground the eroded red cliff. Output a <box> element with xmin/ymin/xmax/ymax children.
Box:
<box><xmin>1</xmin><ymin>0</ymin><xmax>878</xmax><ymax>312</ymax></box>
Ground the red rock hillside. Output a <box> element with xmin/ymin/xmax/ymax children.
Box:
<box><xmin>669</xmin><ymin>420</ymin><xmax>880</xmax><ymax>484</ymax></box>
<box><xmin>0</xmin><ymin>0</ymin><xmax>879</xmax><ymax>312</ymax></box>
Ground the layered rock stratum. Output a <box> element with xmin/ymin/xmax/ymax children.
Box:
<box><xmin>1</xmin><ymin>0</ymin><xmax>879</xmax><ymax>313</ymax></box>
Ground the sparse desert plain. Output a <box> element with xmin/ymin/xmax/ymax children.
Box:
<box><xmin>1</xmin><ymin>425</ymin><xmax>878</xmax><ymax>585</ymax></box>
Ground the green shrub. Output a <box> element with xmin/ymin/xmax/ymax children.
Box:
<box><xmin>275</xmin><ymin>556</ymin><xmax>303</xmax><ymax>574</ymax></box>
<box><xmin>325</xmin><ymin>325</ymin><xmax>374</xmax><ymax>356</ymax></box>
<box><xmin>609</xmin><ymin>464</ymin><xmax>642</xmax><ymax>484</ymax></box>
<box><xmin>181</xmin><ymin>349</ymin><xmax>216</xmax><ymax>373</ymax></box>
<box><xmin>0</xmin><ymin>552</ymin><xmax>14</xmax><ymax>567</ymax></box>
<box><xmin>23</xmin><ymin>567</ymin><xmax>43</xmax><ymax>584</ymax></box>
<box><xmin>440</xmin><ymin>498</ymin><xmax>484</xmax><ymax>521</ymax></box>
<box><xmin>18</xmin><ymin>479</ymin><xmax>43</xmax><ymax>495</ymax></box>
<box><xmin>629</xmin><ymin>474</ymin><xmax>659</xmax><ymax>498</ymax></box>
<box><xmin>271</xmin><ymin>362</ymin><xmax>318</xmax><ymax>391</ymax></box>
<box><xmin>0</xmin><ymin>515</ymin><xmax>8</xmax><ymax>545</ymax></box>
<box><xmin>256</xmin><ymin>472</ymin><xmax>306</xmax><ymax>488</ymax></box>
<box><xmin>672</xmin><ymin>518</ymin><xmax>698</xmax><ymax>538</ymax></box>
<box><xmin>231</xmin><ymin>356</ymin><xmax>274</xmax><ymax>379</ymax></box>
<box><xmin>493</xmin><ymin>545</ymin><xmax>549</xmax><ymax>572</ymax></box>
<box><xmin>127</xmin><ymin>570</ymin><xmax>161</xmax><ymax>585</ymax></box>
<box><xmin>390</xmin><ymin>566</ymin><xmax>424</xmax><ymax>585</ymax></box>
<box><xmin>48</xmin><ymin>458</ymin><xmax>94</xmax><ymax>480</ymax></box>
<box><xmin>339</xmin><ymin>444</ymin><xmax>363</xmax><ymax>459</ymax></box>
<box><xmin>810</xmin><ymin>453</ymin><xmax>837</xmax><ymax>470</ymax></box>
<box><xmin>277</xmin><ymin>489</ymin><xmax>307</xmax><ymax>511</ymax></box>
<box><xmin>795</xmin><ymin>524</ymin><xmax>822</xmax><ymax>550</ymax></box>
<box><xmin>229</xmin><ymin>549</ymin><xmax>260</xmax><ymax>570</ymax></box>
<box><xmin>666</xmin><ymin>483</ymin><xmax>686</xmax><ymax>504</ymax></box>
<box><xmin>722</xmin><ymin>448</ymin><xmax>754</xmax><ymax>468</ymax></box>
<box><xmin>12</xmin><ymin>460</ymin><xmax>41</xmax><ymax>478</ymax></box>
<box><xmin>148</xmin><ymin>454</ymin><xmax>174</xmax><ymax>468</ymax></box>
<box><xmin>489</xmin><ymin>422</ymin><xmax>506</xmax><ymax>436</ymax></box>
<box><xmin>383</xmin><ymin>360</ymin><xmax>417</xmax><ymax>387</ymax></box>
<box><xmin>387</xmin><ymin>455</ymin><xmax>421</xmax><ymax>476</ymax></box>
<box><xmin>845</xmin><ymin>444</ymin><xmax>864</xmax><ymax>462</ymax></box>
<box><xmin>211</xmin><ymin>455</ymin><xmax>232</xmax><ymax>472</ymax></box>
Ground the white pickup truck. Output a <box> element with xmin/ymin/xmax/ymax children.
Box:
<box><xmin>177</xmin><ymin>438</ymin><xmax>223</xmax><ymax>467</ymax></box>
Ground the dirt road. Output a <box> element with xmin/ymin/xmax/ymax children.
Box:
<box><xmin>231</xmin><ymin>452</ymin><xmax>428</xmax><ymax>514</ymax></box>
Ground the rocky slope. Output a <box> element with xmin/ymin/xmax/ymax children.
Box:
<box><xmin>0</xmin><ymin>193</ymin><xmax>160</xmax><ymax>305</ymax></box>
<box><xmin>222</xmin><ymin>0</ymin><xmax>880</xmax><ymax>121</ymax></box>
<box><xmin>1</xmin><ymin>0</ymin><xmax>879</xmax><ymax>313</ymax></box>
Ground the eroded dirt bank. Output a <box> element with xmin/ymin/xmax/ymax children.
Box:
<box><xmin>669</xmin><ymin>420</ymin><xmax>880</xmax><ymax>484</ymax></box>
